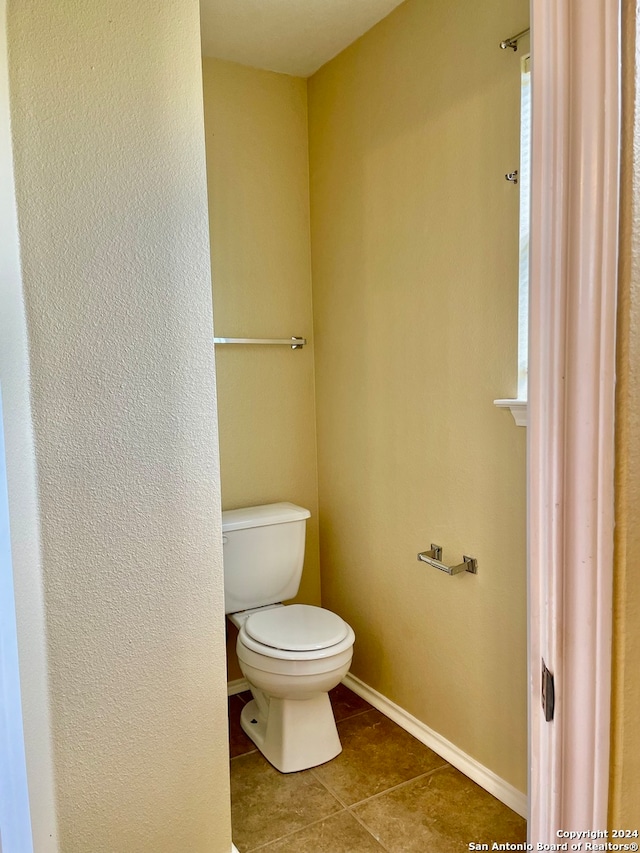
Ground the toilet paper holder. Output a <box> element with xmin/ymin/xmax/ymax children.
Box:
<box><xmin>417</xmin><ymin>545</ymin><xmax>478</xmax><ymax>575</ymax></box>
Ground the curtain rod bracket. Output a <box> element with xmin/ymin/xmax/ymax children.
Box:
<box><xmin>499</xmin><ymin>27</ymin><xmax>530</xmax><ymax>52</ymax></box>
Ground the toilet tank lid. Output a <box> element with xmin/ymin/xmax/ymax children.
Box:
<box><xmin>222</xmin><ymin>502</ymin><xmax>310</xmax><ymax>532</ymax></box>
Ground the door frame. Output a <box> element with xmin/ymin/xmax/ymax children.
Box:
<box><xmin>528</xmin><ymin>0</ymin><xmax>620</xmax><ymax>836</ymax></box>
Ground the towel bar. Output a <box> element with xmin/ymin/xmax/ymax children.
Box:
<box><xmin>214</xmin><ymin>336</ymin><xmax>306</xmax><ymax>349</ymax></box>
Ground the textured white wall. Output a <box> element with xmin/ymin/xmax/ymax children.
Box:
<box><xmin>4</xmin><ymin>1</ymin><xmax>231</xmax><ymax>850</ymax></box>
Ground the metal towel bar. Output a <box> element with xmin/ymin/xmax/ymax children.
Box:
<box><xmin>213</xmin><ymin>336</ymin><xmax>306</xmax><ymax>349</ymax></box>
<box><xmin>417</xmin><ymin>544</ymin><xmax>478</xmax><ymax>576</ymax></box>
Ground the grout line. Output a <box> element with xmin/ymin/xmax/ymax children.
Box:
<box><xmin>245</xmin><ymin>767</ymin><xmax>442</xmax><ymax>853</ymax></box>
<box><xmin>347</xmin><ymin>763</ymin><xmax>451</xmax><ymax>809</ymax></box>
<box><xmin>347</xmin><ymin>807</ymin><xmax>394</xmax><ymax>853</ymax></box>
<box><xmin>230</xmin><ymin>748</ymin><xmax>258</xmax><ymax>761</ymax></box>
<box><xmin>308</xmin><ymin>768</ymin><xmax>352</xmax><ymax>810</ymax></box>
<box><xmin>334</xmin><ymin>706</ymin><xmax>374</xmax><ymax>725</ymax></box>
<box><xmin>309</xmin><ymin>759</ymin><xmax>450</xmax><ymax>814</ymax></box>
<box><xmin>245</xmin><ymin>806</ymin><xmax>347</xmax><ymax>852</ymax></box>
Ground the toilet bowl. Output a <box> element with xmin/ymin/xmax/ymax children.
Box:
<box><xmin>230</xmin><ymin>603</ymin><xmax>355</xmax><ymax>772</ymax></box>
<box><xmin>222</xmin><ymin>502</ymin><xmax>355</xmax><ymax>773</ymax></box>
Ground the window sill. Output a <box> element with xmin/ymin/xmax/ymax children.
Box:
<box><xmin>493</xmin><ymin>399</ymin><xmax>528</xmax><ymax>427</ymax></box>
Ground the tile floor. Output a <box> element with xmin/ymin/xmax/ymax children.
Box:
<box><xmin>228</xmin><ymin>684</ymin><xmax>527</xmax><ymax>852</ymax></box>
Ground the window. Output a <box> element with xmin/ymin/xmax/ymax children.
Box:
<box><xmin>494</xmin><ymin>53</ymin><xmax>531</xmax><ymax>427</ymax></box>
<box><xmin>517</xmin><ymin>55</ymin><xmax>531</xmax><ymax>402</ymax></box>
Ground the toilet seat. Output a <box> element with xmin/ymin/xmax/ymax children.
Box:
<box><xmin>245</xmin><ymin>604</ymin><xmax>348</xmax><ymax>651</ymax></box>
<box><xmin>238</xmin><ymin>605</ymin><xmax>355</xmax><ymax>662</ymax></box>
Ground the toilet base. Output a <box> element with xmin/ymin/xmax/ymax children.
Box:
<box><xmin>240</xmin><ymin>692</ymin><xmax>342</xmax><ymax>773</ymax></box>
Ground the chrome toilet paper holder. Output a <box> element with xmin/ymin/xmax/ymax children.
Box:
<box><xmin>417</xmin><ymin>545</ymin><xmax>478</xmax><ymax>575</ymax></box>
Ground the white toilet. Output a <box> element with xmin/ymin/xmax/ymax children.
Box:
<box><xmin>223</xmin><ymin>502</ymin><xmax>355</xmax><ymax>773</ymax></box>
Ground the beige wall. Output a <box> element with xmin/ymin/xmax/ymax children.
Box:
<box><xmin>202</xmin><ymin>59</ymin><xmax>320</xmax><ymax>679</ymax></box>
<box><xmin>308</xmin><ymin>0</ymin><xmax>528</xmax><ymax>791</ymax></box>
<box><xmin>5</xmin><ymin>2</ymin><xmax>231</xmax><ymax>850</ymax></box>
<box><xmin>610</xmin><ymin>0</ymin><xmax>640</xmax><ymax>824</ymax></box>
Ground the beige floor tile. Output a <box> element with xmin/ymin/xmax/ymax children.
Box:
<box><xmin>353</xmin><ymin>764</ymin><xmax>527</xmax><ymax>853</ymax></box>
<box><xmin>255</xmin><ymin>811</ymin><xmax>387</xmax><ymax>852</ymax></box>
<box><xmin>231</xmin><ymin>751</ymin><xmax>343</xmax><ymax>852</ymax></box>
<box><xmin>312</xmin><ymin>709</ymin><xmax>447</xmax><ymax>805</ymax></box>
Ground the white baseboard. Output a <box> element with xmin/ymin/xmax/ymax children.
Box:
<box><xmin>342</xmin><ymin>673</ymin><xmax>528</xmax><ymax>819</ymax></box>
<box><xmin>226</xmin><ymin>673</ymin><xmax>527</xmax><ymax>818</ymax></box>
<box><xmin>227</xmin><ymin>677</ymin><xmax>249</xmax><ymax>696</ymax></box>
<box><xmin>231</xmin><ymin>844</ymin><xmax>240</xmax><ymax>853</ymax></box>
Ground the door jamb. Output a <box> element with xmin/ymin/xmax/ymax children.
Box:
<box><xmin>528</xmin><ymin>0</ymin><xmax>620</xmax><ymax>835</ymax></box>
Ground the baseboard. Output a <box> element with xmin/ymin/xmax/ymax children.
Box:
<box><xmin>227</xmin><ymin>677</ymin><xmax>249</xmax><ymax>696</ymax></box>
<box><xmin>231</xmin><ymin>844</ymin><xmax>240</xmax><ymax>853</ymax></box>
<box><xmin>342</xmin><ymin>673</ymin><xmax>528</xmax><ymax>819</ymax></box>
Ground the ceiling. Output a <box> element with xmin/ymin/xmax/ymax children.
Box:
<box><xmin>199</xmin><ymin>0</ymin><xmax>406</xmax><ymax>78</ymax></box>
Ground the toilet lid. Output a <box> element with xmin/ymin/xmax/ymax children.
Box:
<box><xmin>244</xmin><ymin>604</ymin><xmax>349</xmax><ymax>652</ymax></box>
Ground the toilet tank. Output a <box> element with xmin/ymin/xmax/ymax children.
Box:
<box><xmin>222</xmin><ymin>502</ymin><xmax>311</xmax><ymax>614</ymax></box>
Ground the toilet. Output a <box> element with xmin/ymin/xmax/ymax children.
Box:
<box><xmin>223</xmin><ymin>502</ymin><xmax>355</xmax><ymax>773</ymax></box>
